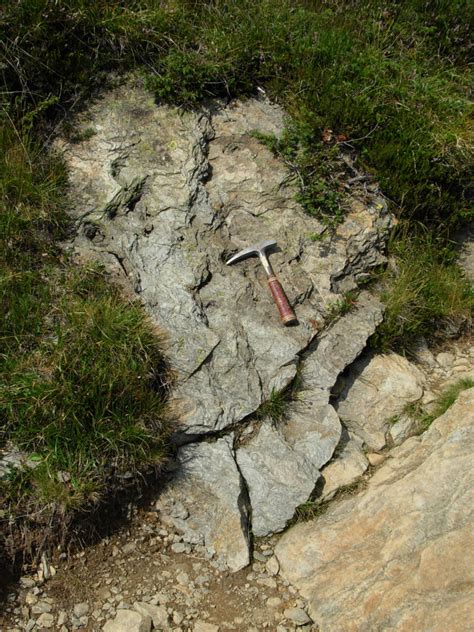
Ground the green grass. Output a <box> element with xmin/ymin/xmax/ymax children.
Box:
<box><xmin>293</xmin><ymin>478</ymin><xmax>369</xmax><ymax>524</ymax></box>
<box><xmin>326</xmin><ymin>290</ymin><xmax>359</xmax><ymax>324</ymax></box>
<box><xmin>1</xmin><ymin>266</ymin><xmax>171</xmax><ymax>512</ymax></box>
<box><xmin>252</xmin><ymin>125</ymin><xmax>344</xmax><ymax>228</ymax></box>
<box><xmin>256</xmin><ymin>388</ymin><xmax>290</xmax><ymax>425</ymax></box>
<box><xmin>255</xmin><ymin>365</ymin><xmax>304</xmax><ymax>425</ymax></box>
<box><xmin>0</xmin><ymin>117</ymin><xmax>172</xmax><ymax>543</ymax></box>
<box><xmin>371</xmin><ymin>230</ymin><xmax>473</xmax><ymax>351</ymax></box>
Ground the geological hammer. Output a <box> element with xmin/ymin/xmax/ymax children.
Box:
<box><xmin>226</xmin><ymin>239</ymin><xmax>297</xmax><ymax>326</ymax></box>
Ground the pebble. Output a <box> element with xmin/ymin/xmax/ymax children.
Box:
<box><xmin>267</xmin><ymin>597</ymin><xmax>282</xmax><ymax>608</ymax></box>
<box><xmin>122</xmin><ymin>542</ymin><xmax>137</xmax><ymax>555</ymax></box>
<box><xmin>176</xmin><ymin>571</ymin><xmax>190</xmax><ymax>586</ymax></box>
<box><xmin>25</xmin><ymin>592</ymin><xmax>38</xmax><ymax>606</ymax></box>
<box><xmin>57</xmin><ymin>611</ymin><xmax>68</xmax><ymax>625</ymax></box>
<box><xmin>103</xmin><ymin>609</ymin><xmax>152</xmax><ymax>632</ymax></box>
<box><xmin>20</xmin><ymin>577</ymin><xmax>36</xmax><ymax>589</ymax></box>
<box><xmin>265</xmin><ymin>556</ymin><xmax>280</xmax><ymax>576</ymax></box>
<box><xmin>367</xmin><ymin>452</ymin><xmax>386</xmax><ymax>467</ymax></box>
<box><xmin>257</xmin><ymin>577</ymin><xmax>277</xmax><ymax>589</ymax></box>
<box><xmin>171</xmin><ymin>542</ymin><xmax>188</xmax><ymax>554</ymax></box>
<box><xmin>73</xmin><ymin>603</ymin><xmax>89</xmax><ymax>617</ymax></box>
<box><xmin>133</xmin><ymin>602</ymin><xmax>169</xmax><ymax>628</ymax></box>
<box><xmin>31</xmin><ymin>600</ymin><xmax>52</xmax><ymax>614</ymax></box>
<box><xmin>173</xmin><ymin>611</ymin><xmax>184</xmax><ymax>624</ymax></box>
<box><xmin>283</xmin><ymin>607</ymin><xmax>312</xmax><ymax>626</ymax></box>
<box><xmin>436</xmin><ymin>352</ymin><xmax>454</xmax><ymax>367</ymax></box>
<box><xmin>36</xmin><ymin>613</ymin><xmax>55</xmax><ymax>628</ymax></box>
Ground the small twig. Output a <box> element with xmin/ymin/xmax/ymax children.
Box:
<box><xmin>340</xmin><ymin>123</ymin><xmax>379</xmax><ymax>146</ymax></box>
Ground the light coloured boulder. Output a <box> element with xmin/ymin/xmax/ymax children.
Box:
<box><xmin>337</xmin><ymin>352</ymin><xmax>425</xmax><ymax>449</ymax></box>
<box><xmin>320</xmin><ymin>431</ymin><xmax>368</xmax><ymax>500</ymax></box>
<box><xmin>103</xmin><ymin>609</ymin><xmax>152</xmax><ymax>632</ymax></box>
<box><xmin>276</xmin><ymin>388</ymin><xmax>474</xmax><ymax>632</ymax></box>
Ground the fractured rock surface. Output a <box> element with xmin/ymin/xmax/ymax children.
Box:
<box><xmin>275</xmin><ymin>388</ymin><xmax>474</xmax><ymax>632</ymax></box>
<box><xmin>59</xmin><ymin>80</ymin><xmax>392</xmax><ymax>567</ymax></box>
<box><xmin>156</xmin><ymin>436</ymin><xmax>250</xmax><ymax>573</ymax></box>
<box><xmin>319</xmin><ymin>430</ymin><xmax>368</xmax><ymax>501</ymax></box>
<box><xmin>235</xmin><ymin>423</ymin><xmax>320</xmax><ymax>537</ymax></box>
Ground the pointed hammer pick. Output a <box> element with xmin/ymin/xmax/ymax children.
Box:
<box><xmin>226</xmin><ymin>239</ymin><xmax>298</xmax><ymax>326</ymax></box>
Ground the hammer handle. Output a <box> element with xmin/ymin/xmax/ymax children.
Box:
<box><xmin>268</xmin><ymin>276</ymin><xmax>297</xmax><ymax>325</ymax></box>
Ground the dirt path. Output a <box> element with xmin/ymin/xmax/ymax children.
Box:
<box><xmin>2</xmin><ymin>505</ymin><xmax>315</xmax><ymax>631</ymax></box>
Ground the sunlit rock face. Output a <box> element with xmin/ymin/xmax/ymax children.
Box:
<box><xmin>60</xmin><ymin>80</ymin><xmax>392</xmax><ymax>569</ymax></box>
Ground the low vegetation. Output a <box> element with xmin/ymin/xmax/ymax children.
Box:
<box><xmin>0</xmin><ymin>0</ymin><xmax>472</xmax><ymax>558</ymax></box>
<box><xmin>251</xmin><ymin>126</ymin><xmax>343</xmax><ymax>228</ymax></box>
<box><xmin>406</xmin><ymin>377</ymin><xmax>474</xmax><ymax>432</ymax></box>
<box><xmin>372</xmin><ymin>232</ymin><xmax>473</xmax><ymax>351</ymax></box>
<box><xmin>0</xmin><ymin>119</ymin><xmax>172</xmax><ymax>553</ymax></box>
<box><xmin>1</xmin><ymin>266</ymin><xmax>171</xmax><ymax>513</ymax></box>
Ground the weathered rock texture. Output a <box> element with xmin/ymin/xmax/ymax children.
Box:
<box><xmin>337</xmin><ymin>352</ymin><xmax>425</xmax><ymax>449</ymax></box>
<box><xmin>60</xmin><ymin>80</ymin><xmax>392</xmax><ymax>568</ymax></box>
<box><xmin>319</xmin><ymin>429</ymin><xmax>368</xmax><ymax>501</ymax></box>
<box><xmin>276</xmin><ymin>388</ymin><xmax>474</xmax><ymax>632</ymax></box>
<box><xmin>156</xmin><ymin>436</ymin><xmax>250</xmax><ymax>572</ymax></box>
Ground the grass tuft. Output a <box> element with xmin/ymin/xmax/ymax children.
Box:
<box><xmin>1</xmin><ymin>266</ymin><xmax>172</xmax><ymax>514</ymax></box>
<box><xmin>252</xmin><ymin>124</ymin><xmax>344</xmax><ymax>227</ymax></box>
<box><xmin>371</xmin><ymin>231</ymin><xmax>473</xmax><ymax>351</ymax></box>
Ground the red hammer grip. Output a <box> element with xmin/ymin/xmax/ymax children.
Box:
<box><xmin>268</xmin><ymin>276</ymin><xmax>297</xmax><ymax>325</ymax></box>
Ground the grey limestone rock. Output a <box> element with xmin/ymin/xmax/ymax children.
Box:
<box><xmin>59</xmin><ymin>81</ymin><xmax>392</xmax><ymax>567</ymax></box>
<box><xmin>59</xmin><ymin>82</ymin><xmax>391</xmax><ymax>440</ymax></box>
<box><xmin>336</xmin><ymin>351</ymin><xmax>425</xmax><ymax>450</ymax></box>
<box><xmin>235</xmin><ymin>293</ymin><xmax>383</xmax><ymax>536</ymax></box>
<box><xmin>158</xmin><ymin>436</ymin><xmax>250</xmax><ymax>572</ymax></box>
<box><xmin>236</xmin><ymin>423</ymin><xmax>320</xmax><ymax>537</ymax></box>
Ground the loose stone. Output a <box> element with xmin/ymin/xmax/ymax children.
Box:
<box><xmin>73</xmin><ymin>603</ymin><xmax>89</xmax><ymax>618</ymax></box>
<box><xmin>36</xmin><ymin>613</ymin><xmax>55</xmax><ymax>628</ymax></box>
<box><xmin>283</xmin><ymin>607</ymin><xmax>312</xmax><ymax>626</ymax></box>
<box><xmin>103</xmin><ymin>609</ymin><xmax>152</xmax><ymax>632</ymax></box>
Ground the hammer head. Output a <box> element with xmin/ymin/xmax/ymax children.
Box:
<box><xmin>226</xmin><ymin>239</ymin><xmax>277</xmax><ymax>266</ymax></box>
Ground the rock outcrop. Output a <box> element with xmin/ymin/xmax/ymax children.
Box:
<box><xmin>59</xmin><ymin>79</ymin><xmax>392</xmax><ymax>568</ymax></box>
<box><xmin>275</xmin><ymin>388</ymin><xmax>474</xmax><ymax>632</ymax></box>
